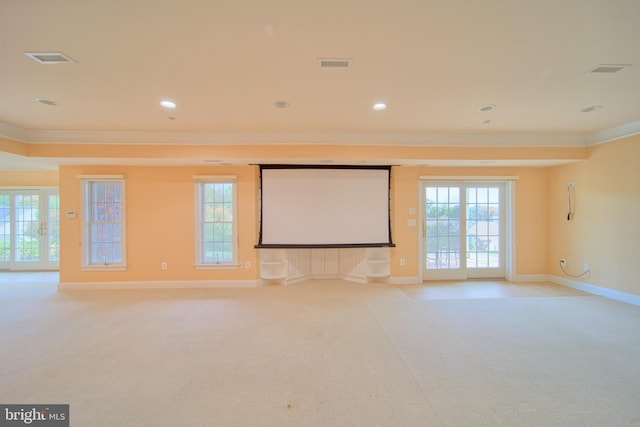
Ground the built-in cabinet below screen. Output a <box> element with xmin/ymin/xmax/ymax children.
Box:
<box><xmin>259</xmin><ymin>247</ymin><xmax>390</xmax><ymax>285</ymax></box>
<box><xmin>258</xmin><ymin>249</ymin><xmax>288</xmax><ymax>280</ymax></box>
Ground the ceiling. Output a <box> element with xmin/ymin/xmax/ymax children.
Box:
<box><xmin>1</xmin><ymin>0</ymin><xmax>639</xmax><ymax>168</ymax></box>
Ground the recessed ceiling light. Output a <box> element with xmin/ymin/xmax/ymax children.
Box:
<box><xmin>274</xmin><ymin>101</ymin><xmax>290</xmax><ymax>109</ymax></box>
<box><xmin>479</xmin><ymin>104</ymin><xmax>496</xmax><ymax>112</ymax></box>
<box><xmin>160</xmin><ymin>100</ymin><xmax>177</xmax><ymax>109</ymax></box>
<box><xmin>483</xmin><ymin>120</ymin><xmax>491</xmax><ymax>124</ymax></box>
<box><xmin>372</xmin><ymin>103</ymin><xmax>387</xmax><ymax>111</ymax></box>
<box><xmin>581</xmin><ymin>105</ymin><xmax>603</xmax><ymax>113</ymax></box>
<box><xmin>36</xmin><ymin>98</ymin><xmax>58</xmax><ymax>106</ymax></box>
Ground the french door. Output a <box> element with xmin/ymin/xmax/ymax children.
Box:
<box><xmin>0</xmin><ymin>189</ymin><xmax>59</xmax><ymax>271</ymax></box>
<box><xmin>422</xmin><ymin>181</ymin><xmax>505</xmax><ymax>280</ymax></box>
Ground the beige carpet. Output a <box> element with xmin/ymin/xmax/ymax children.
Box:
<box><xmin>1</xmin><ymin>273</ymin><xmax>640</xmax><ymax>426</ymax></box>
<box><xmin>400</xmin><ymin>280</ymin><xmax>591</xmax><ymax>300</ymax></box>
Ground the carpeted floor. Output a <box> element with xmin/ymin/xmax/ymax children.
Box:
<box><xmin>400</xmin><ymin>279</ymin><xmax>590</xmax><ymax>300</ymax></box>
<box><xmin>1</xmin><ymin>273</ymin><xmax>640</xmax><ymax>426</ymax></box>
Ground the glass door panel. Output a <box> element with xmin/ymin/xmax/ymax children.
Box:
<box><xmin>0</xmin><ymin>194</ymin><xmax>10</xmax><ymax>264</ymax></box>
<box><xmin>422</xmin><ymin>181</ymin><xmax>505</xmax><ymax>280</ymax></box>
<box><xmin>0</xmin><ymin>190</ymin><xmax>59</xmax><ymax>271</ymax></box>
<box><xmin>15</xmin><ymin>194</ymin><xmax>40</xmax><ymax>264</ymax></box>
<box><xmin>47</xmin><ymin>193</ymin><xmax>60</xmax><ymax>267</ymax></box>
<box><xmin>424</xmin><ymin>184</ymin><xmax>465</xmax><ymax>279</ymax></box>
<box><xmin>466</xmin><ymin>185</ymin><xmax>504</xmax><ymax>278</ymax></box>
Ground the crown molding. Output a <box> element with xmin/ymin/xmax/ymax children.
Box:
<box><xmin>10</xmin><ymin>128</ymin><xmax>588</xmax><ymax>147</ymax></box>
<box><xmin>0</xmin><ymin>122</ymin><xmax>31</xmax><ymax>142</ymax></box>
<box><xmin>1</xmin><ymin>120</ymin><xmax>639</xmax><ymax>147</ymax></box>
<box><xmin>586</xmin><ymin>119</ymin><xmax>640</xmax><ymax>146</ymax></box>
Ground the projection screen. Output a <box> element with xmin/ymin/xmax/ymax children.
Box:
<box><xmin>256</xmin><ymin>165</ymin><xmax>394</xmax><ymax>248</ymax></box>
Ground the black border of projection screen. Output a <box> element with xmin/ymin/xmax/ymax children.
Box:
<box><xmin>255</xmin><ymin>165</ymin><xmax>395</xmax><ymax>248</ymax></box>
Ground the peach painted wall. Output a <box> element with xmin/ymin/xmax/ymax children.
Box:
<box><xmin>10</xmin><ymin>138</ymin><xmax>637</xmax><ymax>289</ymax></box>
<box><xmin>59</xmin><ymin>165</ymin><xmax>259</xmax><ymax>283</ymax></box>
<box><xmin>0</xmin><ymin>170</ymin><xmax>58</xmax><ymax>187</ymax></box>
<box><xmin>548</xmin><ymin>135</ymin><xmax>640</xmax><ymax>296</ymax></box>
<box><xmin>390</xmin><ymin>166</ymin><xmax>548</xmax><ymax>278</ymax></box>
<box><xmin>28</xmin><ymin>143</ymin><xmax>587</xmax><ymax>164</ymax></box>
<box><xmin>59</xmin><ymin>163</ymin><xmax>552</xmax><ymax>283</ymax></box>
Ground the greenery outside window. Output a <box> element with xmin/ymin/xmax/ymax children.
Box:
<box><xmin>80</xmin><ymin>176</ymin><xmax>126</xmax><ymax>270</ymax></box>
<box><xmin>195</xmin><ymin>176</ymin><xmax>237</xmax><ymax>269</ymax></box>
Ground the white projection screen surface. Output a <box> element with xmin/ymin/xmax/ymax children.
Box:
<box><xmin>257</xmin><ymin>166</ymin><xmax>393</xmax><ymax>247</ymax></box>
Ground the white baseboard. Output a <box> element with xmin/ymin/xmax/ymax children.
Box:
<box><xmin>58</xmin><ymin>279</ymin><xmax>260</xmax><ymax>290</ymax></box>
<box><xmin>388</xmin><ymin>276</ymin><xmax>422</xmax><ymax>285</ymax></box>
<box><xmin>284</xmin><ymin>277</ymin><xmax>306</xmax><ymax>285</ymax></box>
<box><xmin>389</xmin><ymin>275</ymin><xmax>550</xmax><ymax>285</ymax></box>
<box><xmin>343</xmin><ymin>275</ymin><xmax>367</xmax><ymax>284</ymax></box>
<box><xmin>549</xmin><ymin>275</ymin><xmax>640</xmax><ymax>306</ymax></box>
<box><xmin>512</xmin><ymin>274</ymin><xmax>550</xmax><ymax>282</ymax></box>
<box><xmin>310</xmin><ymin>274</ymin><xmax>340</xmax><ymax>280</ymax></box>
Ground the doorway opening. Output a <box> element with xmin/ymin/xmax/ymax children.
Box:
<box><xmin>420</xmin><ymin>180</ymin><xmax>514</xmax><ymax>281</ymax></box>
<box><xmin>0</xmin><ymin>189</ymin><xmax>59</xmax><ymax>271</ymax></box>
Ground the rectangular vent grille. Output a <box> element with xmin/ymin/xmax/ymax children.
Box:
<box><xmin>318</xmin><ymin>58</ymin><xmax>352</xmax><ymax>69</ymax></box>
<box><xmin>586</xmin><ymin>64</ymin><xmax>631</xmax><ymax>74</ymax></box>
<box><xmin>25</xmin><ymin>52</ymin><xmax>74</xmax><ymax>64</ymax></box>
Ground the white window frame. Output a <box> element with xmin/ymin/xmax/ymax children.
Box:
<box><xmin>194</xmin><ymin>176</ymin><xmax>239</xmax><ymax>270</ymax></box>
<box><xmin>0</xmin><ymin>187</ymin><xmax>60</xmax><ymax>270</ymax></box>
<box><xmin>79</xmin><ymin>175</ymin><xmax>127</xmax><ymax>271</ymax></box>
<box><xmin>418</xmin><ymin>176</ymin><xmax>517</xmax><ymax>281</ymax></box>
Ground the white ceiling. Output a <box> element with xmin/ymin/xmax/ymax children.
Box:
<box><xmin>1</xmin><ymin>0</ymin><xmax>639</xmax><ymax>168</ymax></box>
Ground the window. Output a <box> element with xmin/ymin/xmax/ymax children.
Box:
<box><xmin>0</xmin><ymin>194</ymin><xmax>11</xmax><ymax>263</ymax></box>
<box><xmin>195</xmin><ymin>177</ymin><xmax>237</xmax><ymax>268</ymax></box>
<box><xmin>81</xmin><ymin>176</ymin><xmax>126</xmax><ymax>269</ymax></box>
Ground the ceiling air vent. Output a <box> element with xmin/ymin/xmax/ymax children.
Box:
<box><xmin>586</xmin><ymin>64</ymin><xmax>631</xmax><ymax>74</ymax></box>
<box><xmin>25</xmin><ymin>52</ymin><xmax>74</xmax><ymax>64</ymax></box>
<box><xmin>318</xmin><ymin>58</ymin><xmax>352</xmax><ymax>69</ymax></box>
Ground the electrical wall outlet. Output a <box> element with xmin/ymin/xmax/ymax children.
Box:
<box><xmin>560</xmin><ymin>258</ymin><xmax>566</xmax><ymax>266</ymax></box>
<box><xmin>400</xmin><ymin>258</ymin><xmax>406</xmax><ymax>266</ymax></box>
<box><xmin>245</xmin><ymin>261</ymin><xmax>251</xmax><ymax>269</ymax></box>
<box><xmin>584</xmin><ymin>263</ymin><xmax>590</xmax><ymax>271</ymax></box>
<box><xmin>161</xmin><ymin>262</ymin><xmax>168</xmax><ymax>270</ymax></box>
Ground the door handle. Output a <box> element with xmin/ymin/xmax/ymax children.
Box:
<box><xmin>38</xmin><ymin>221</ymin><xmax>48</xmax><ymax>235</ymax></box>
